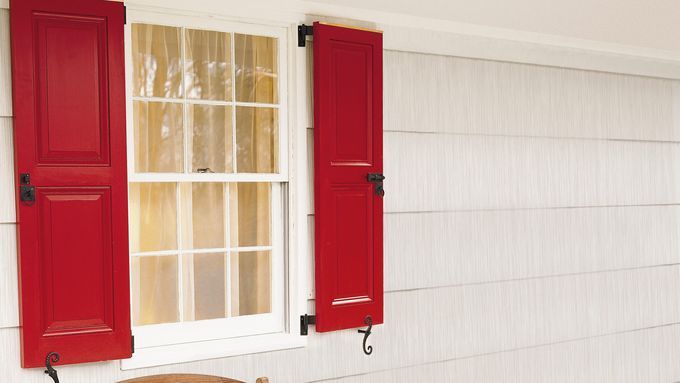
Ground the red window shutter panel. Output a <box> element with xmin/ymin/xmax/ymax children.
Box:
<box><xmin>313</xmin><ymin>22</ymin><xmax>384</xmax><ymax>332</ymax></box>
<box><xmin>10</xmin><ymin>0</ymin><xmax>131</xmax><ymax>367</ymax></box>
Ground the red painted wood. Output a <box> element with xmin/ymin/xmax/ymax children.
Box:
<box><xmin>10</xmin><ymin>0</ymin><xmax>131</xmax><ymax>368</ymax></box>
<box><xmin>313</xmin><ymin>22</ymin><xmax>383</xmax><ymax>332</ymax></box>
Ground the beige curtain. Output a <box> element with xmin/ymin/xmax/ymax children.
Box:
<box><xmin>131</xmin><ymin>24</ymin><xmax>182</xmax><ymax>98</ymax></box>
<box><xmin>232</xmin><ymin>34</ymin><xmax>277</xmax><ymax>316</ymax></box>
<box><xmin>230</xmin><ymin>182</ymin><xmax>271</xmax><ymax>316</ymax></box>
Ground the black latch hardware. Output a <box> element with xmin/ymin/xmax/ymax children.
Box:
<box><xmin>19</xmin><ymin>173</ymin><xmax>35</xmax><ymax>205</ymax></box>
<box><xmin>20</xmin><ymin>186</ymin><xmax>35</xmax><ymax>203</ymax></box>
<box><xmin>367</xmin><ymin>173</ymin><xmax>385</xmax><ymax>197</ymax></box>
<box><xmin>44</xmin><ymin>352</ymin><xmax>60</xmax><ymax>383</ymax></box>
<box><xmin>300</xmin><ymin>314</ymin><xmax>316</xmax><ymax>335</ymax></box>
<box><xmin>298</xmin><ymin>24</ymin><xmax>313</xmax><ymax>47</ymax></box>
<box><xmin>358</xmin><ymin>316</ymin><xmax>373</xmax><ymax>355</ymax></box>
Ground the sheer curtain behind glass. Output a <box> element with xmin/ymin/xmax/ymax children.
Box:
<box><xmin>130</xmin><ymin>23</ymin><xmax>279</xmax><ymax>327</ymax></box>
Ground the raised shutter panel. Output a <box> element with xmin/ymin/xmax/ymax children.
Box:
<box><xmin>313</xmin><ymin>22</ymin><xmax>384</xmax><ymax>332</ymax></box>
<box><xmin>10</xmin><ymin>0</ymin><xmax>131</xmax><ymax>367</ymax></box>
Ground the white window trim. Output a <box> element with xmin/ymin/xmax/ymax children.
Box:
<box><xmin>121</xmin><ymin>7</ymin><xmax>308</xmax><ymax>370</ymax></box>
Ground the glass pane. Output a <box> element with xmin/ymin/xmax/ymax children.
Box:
<box><xmin>131</xmin><ymin>255</ymin><xmax>179</xmax><ymax>326</ymax></box>
<box><xmin>185</xmin><ymin>29</ymin><xmax>232</xmax><ymax>101</ymax></box>
<box><xmin>190</xmin><ymin>183</ymin><xmax>226</xmax><ymax>249</ymax></box>
<box><xmin>188</xmin><ymin>104</ymin><xmax>233</xmax><ymax>173</ymax></box>
<box><xmin>183</xmin><ymin>253</ymin><xmax>227</xmax><ymax>321</ymax></box>
<box><xmin>230</xmin><ymin>183</ymin><xmax>270</xmax><ymax>247</ymax></box>
<box><xmin>132</xmin><ymin>24</ymin><xmax>182</xmax><ymax>98</ymax></box>
<box><xmin>129</xmin><ymin>183</ymin><xmax>177</xmax><ymax>252</ymax></box>
<box><xmin>234</xmin><ymin>34</ymin><xmax>278</xmax><ymax>103</ymax></box>
<box><xmin>231</xmin><ymin>251</ymin><xmax>271</xmax><ymax>316</ymax></box>
<box><xmin>134</xmin><ymin>101</ymin><xmax>184</xmax><ymax>173</ymax></box>
<box><xmin>235</xmin><ymin>107</ymin><xmax>278</xmax><ymax>173</ymax></box>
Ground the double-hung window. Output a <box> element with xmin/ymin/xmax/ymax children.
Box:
<box><xmin>124</xmin><ymin>11</ymin><xmax>292</xmax><ymax>366</ymax></box>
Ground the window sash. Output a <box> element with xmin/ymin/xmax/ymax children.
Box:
<box><xmin>125</xmin><ymin>16</ymin><xmax>289</xmax><ymax>181</ymax></box>
<box><xmin>124</xmin><ymin>13</ymin><xmax>289</xmax><ymax>349</ymax></box>
<box><xmin>129</xmin><ymin>183</ymin><xmax>285</xmax><ymax>347</ymax></box>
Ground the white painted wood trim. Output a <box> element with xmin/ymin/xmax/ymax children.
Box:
<box><xmin>121</xmin><ymin>332</ymin><xmax>306</xmax><ymax>370</ymax></box>
<box><xmin>382</xmin><ymin>26</ymin><xmax>680</xmax><ymax>80</ymax></box>
<box><xmin>283</xmin><ymin>21</ymin><xmax>311</xmax><ymax>341</ymax></box>
<box><xmin>0</xmin><ymin>118</ymin><xmax>15</xmax><ymax>224</ymax></box>
<box><xmin>124</xmin><ymin>0</ymin><xmax>680</xmax><ymax>79</ymax></box>
<box><xmin>0</xmin><ymin>9</ymin><xmax>11</xmax><ymax>117</ymax></box>
<box><xmin>301</xmin><ymin>3</ymin><xmax>680</xmax><ymax>79</ymax></box>
<box><xmin>133</xmin><ymin>313</ymin><xmax>283</xmax><ymax>349</ymax></box>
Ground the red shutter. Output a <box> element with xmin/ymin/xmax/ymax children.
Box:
<box><xmin>10</xmin><ymin>0</ymin><xmax>131</xmax><ymax>367</ymax></box>
<box><xmin>313</xmin><ymin>22</ymin><xmax>383</xmax><ymax>332</ymax></box>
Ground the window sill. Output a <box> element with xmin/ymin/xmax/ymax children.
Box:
<box><xmin>120</xmin><ymin>332</ymin><xmax>307</xmax><ymax>370</ymax></box>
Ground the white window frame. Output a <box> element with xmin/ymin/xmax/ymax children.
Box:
<box><xmin>121</xmin><ymin>7</ymin><xmax>307</xmax><ymax>370</ymax></box>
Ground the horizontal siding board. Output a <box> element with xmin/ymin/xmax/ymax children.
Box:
<box><xmin>318</xmin><ymin>324</ymin><xmax>680</xmax><ymax>383</ymax></box>
<box><xmin>385</xmin><ymin>205</ymin><xmax>680</xmax><ymax>291</ymax></box>
<box><xmin>0</xmin><ymin>224</ymin><xmax>17</xmax><ymax>328</ymax></box>
<box><xmin>385</xmin><ymin>50</ymin><xmax>677</xmax><ymax>141</ymax></box>
<box><xmin>0</xmin><ymin>117</ymin><xmax>15</xmax><ymax>223</ymax></box>
<box><xmin>385</xmin><ymin>132</ymin><xmax>680</xmax><ymax>213</ymax></box>
<box><xmin>308</xmin><ymin>133</ymin><xmax>680</xmax><ymax>216</ymax></box>
<box><xmin>372</xmin><ymin>266</ymin><xmax>680</xmax><ymax>374</ymax></box>
<box><xmin>674</xmin><ymin>81</ymin><xmax>680</xmax><ymax>140</ymax></box>
<box><xmin>1</xmin><ymin>266</ymin><xmax>678</xmax><ymax>382</ymax></box>
<box><xmin>0</xmin><ymin>9</ymin><xmax>10</xmax><ymax>116</ymax></box>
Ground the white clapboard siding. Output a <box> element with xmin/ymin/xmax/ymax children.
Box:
<box><xmin>0</xmin><ymin>223</ymin><xmax>18</xmax><ymax>328</ymax></box>
<box><xmin>308</xmin><ymin>205</ymin><xmax>680</xmax><ymax>295</ymax></box>
<box><xmin>318</xmin><ymin>324</ymin><xmax>680</xmax><ymax>383</ymax></box>
<box><xmin>385</xmin><ymin>205</ymin><xmax>680</xmax><ymax>291</ymax></box>
<box><xmin>0</xmin><ymin>9</ymin><xmax>10</xmax><ymax>117</ymax></box>
<box><xmin>307</xmin><ymin>133</ymin><xmax>680</xmax><ymax>215</ymax></box>
<box><xmin>1</xmin><ymin>266</ymin><xmax>678</xmax><ymax>382</ymax></box>
<box><xmin>385</xmin><ymin>50</ymin><xmax>678</xmax><ymax>141</ymax></box>
<box><xmin>385</xmin><ymin>132</ymin><xmax>680</xmax><ymax>213</ymax></box>
<box><xmin>0</xmin><ymin>117</ymin><xmax>15</xmax><ymax>223</ymax></box>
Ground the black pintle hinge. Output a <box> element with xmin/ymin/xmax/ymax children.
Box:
<box><xmin>300</xmin><ymin>314</ymin><xmax>316</xmax><ymax>335</ymax></box>
<box><xmin>124</xmin><ymin>6</ymin><xmax>127</xmax><ymax>24</ymax></box>
<box><xmin>131</xmin><ymin>335</ymin><xmax>135</xmax><ymax>354</ymax></box>
<box><xmin>298</xmin><ymin>24</ymin><xmax>313</xmax><ymax>47</ymax></box>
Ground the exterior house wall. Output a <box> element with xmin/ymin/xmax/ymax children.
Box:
<box><xmin>2</xmin><ymin>2</ymin><xmax>680</xmax><ymax>382</ymax></box>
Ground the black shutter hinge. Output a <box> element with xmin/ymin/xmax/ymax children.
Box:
<box><xmin>124</xmin><ymin>6</ymin><xmax>127</xmax><ymax>24</ymax></box>
<box><xmin>300</xmin><ymin>314</ymin><xmax>316</xmax><ymax>335</ymax></box>
<box><xmin>298</xmin><ymin>24</ymin><xmax>313</xmax><ymax>47</ymax></box>
<box><xmin>131</xmin><ymin>335</ymin><xmax>135</xmax><ymax>354</ymax></box>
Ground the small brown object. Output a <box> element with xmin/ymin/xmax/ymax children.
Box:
<box><xmin>118</xmin><ymin>374</ymin><xmax>266</xmax><ymax>383</ymax></box>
